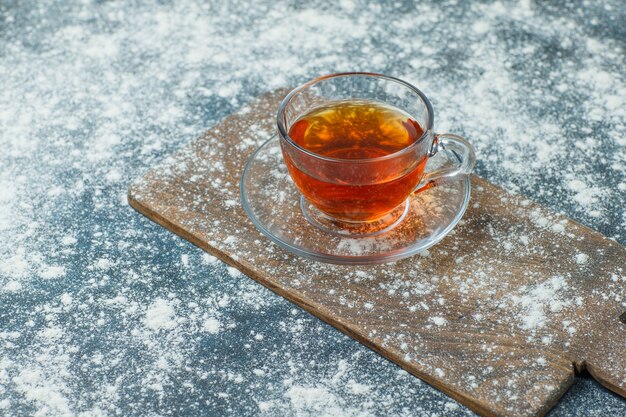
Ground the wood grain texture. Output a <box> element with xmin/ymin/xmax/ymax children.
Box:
<box><xmin>128</xmin><ymin>90</ymin><xmax>626</xmax><ymax>417</ymax></box>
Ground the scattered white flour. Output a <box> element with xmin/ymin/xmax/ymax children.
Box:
<box><xmin>510</xmin><ymin>276</ymin><xmax>569</xmax><ymax>331</ymax></box>
<box><xmin>38</xmin><ymin>265</ymin><xmax>66</xmax><ymax>280</ymax></box>
<box><xmin>203</xmin><ymin>318</ymin><xmax>221</xmax><ymax>334</ymax></box>
<box><xmin>94</xmin><ymin>258</ymin><xmax>113</xmax><ymax>270</ymax></box>
<box><xmin>430</xmin><ymin>316</ymin><xmax>448</xmax><ymax>326</ymax></box>
<box><xmin>346</xmin><ymin>380</ymin><xmax>370</xmax><ymax>395</ymax></box>
<box><xmin>284</xmin><ymin>383</ymin><xmax>374</xmax><ymax>417</ymax></box>
<box><xmin>567</xmin><ymin>179</ymin><xmax>600</xmax><ymax>208</ymax></box>
<box><xmin>445</xmin><ymin>402</ymin><xmax>460</xmax><ymax>411</ymax></box>
<box><xmin>201</xmin><ymin>253</ymin><xmax>219</xmax><ymax>265</ymax></box>
<box><xmin>0</xmin><ymin>249</ymin><xmax>29</xmax><ymax>278</ymax></box>
<box><xmin>143</xmin><ymin>298</ymin><xmax>177</xmax><ymax>331</ymax></box>
<box><xmin>575</xmin><ymin>253</ymin><xmax>589</xmax><ymax>265</ymax></box>
<box><xmin>227</xmin><ymin>266</ymin><xmax>242</xmax><ymax>278</ymax></box>
<box><xmin>105</xmin><ymin>169</ymin><xmax>122</xmax><ymax>183</ymax></box>
<box><xmin>60</xmin><ymin>293</ymin><xmax>73</xmax><ymax>306</ymax></box>
<box><xmin>286</xmin><ymin>386</ymin><xmax>336</xmax><ymax>413</ymax></box>
<box><xmin>12</xmin><ymin>368</ymin><xmax>72</xmax><ymax>416</ymax></box>
<box><xmin>61</xmin><ymin>236</ymin><xmax>77</xmax><ymax>246</ymax></box>
<box><xmin>3</xmin><ymin>281</ymin><xmax>22</xmax><ymax>292</ymax></box>
<box><xmin>40</xmin><ymin>326</ymin><xmax>63</xmax><ymax>340</ymax></box>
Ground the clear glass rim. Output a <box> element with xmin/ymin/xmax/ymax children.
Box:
<box><xmin>276</xmin><ymin>72</ymin><xmax>435</xmax><ymax>164</ymax></box>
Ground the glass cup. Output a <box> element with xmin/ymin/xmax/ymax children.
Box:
<box><xmin>277</xmin><ymin>73</ymin><xmax>476</xmax><ymax>236</ymax></box>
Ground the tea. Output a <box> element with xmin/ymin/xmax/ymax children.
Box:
<box><xmin>283</xmin><ymin>100</ymin><xmax>427</xmax><ymax>222</ymax></box>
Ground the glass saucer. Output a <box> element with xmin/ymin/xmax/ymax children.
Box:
<box><xmin>240</xmin><ymin>135</ymin><xmax>471</xmax><ymax>265</ymax></box>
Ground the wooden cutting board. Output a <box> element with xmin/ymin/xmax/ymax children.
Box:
<box><xmin>128</xmin><ymin>89</ymin><xmax>626</xmax><ymax>417</ymax></box>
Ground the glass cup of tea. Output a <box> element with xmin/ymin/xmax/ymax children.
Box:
<box><xmin>277</xmin><ymin>72</ymin><xmax>476</xmax><ymax>236</ymax></box>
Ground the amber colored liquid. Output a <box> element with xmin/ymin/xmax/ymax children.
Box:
<box><xmin>284</xmin><ymin>100</ymin><xmax>426</xmax><ymax>222</ymax></box>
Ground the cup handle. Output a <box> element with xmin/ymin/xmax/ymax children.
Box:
<box><xmin>413</xmin><ymin>133</ymin><xmax>476</xmax><ymax>194</ymax></box>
